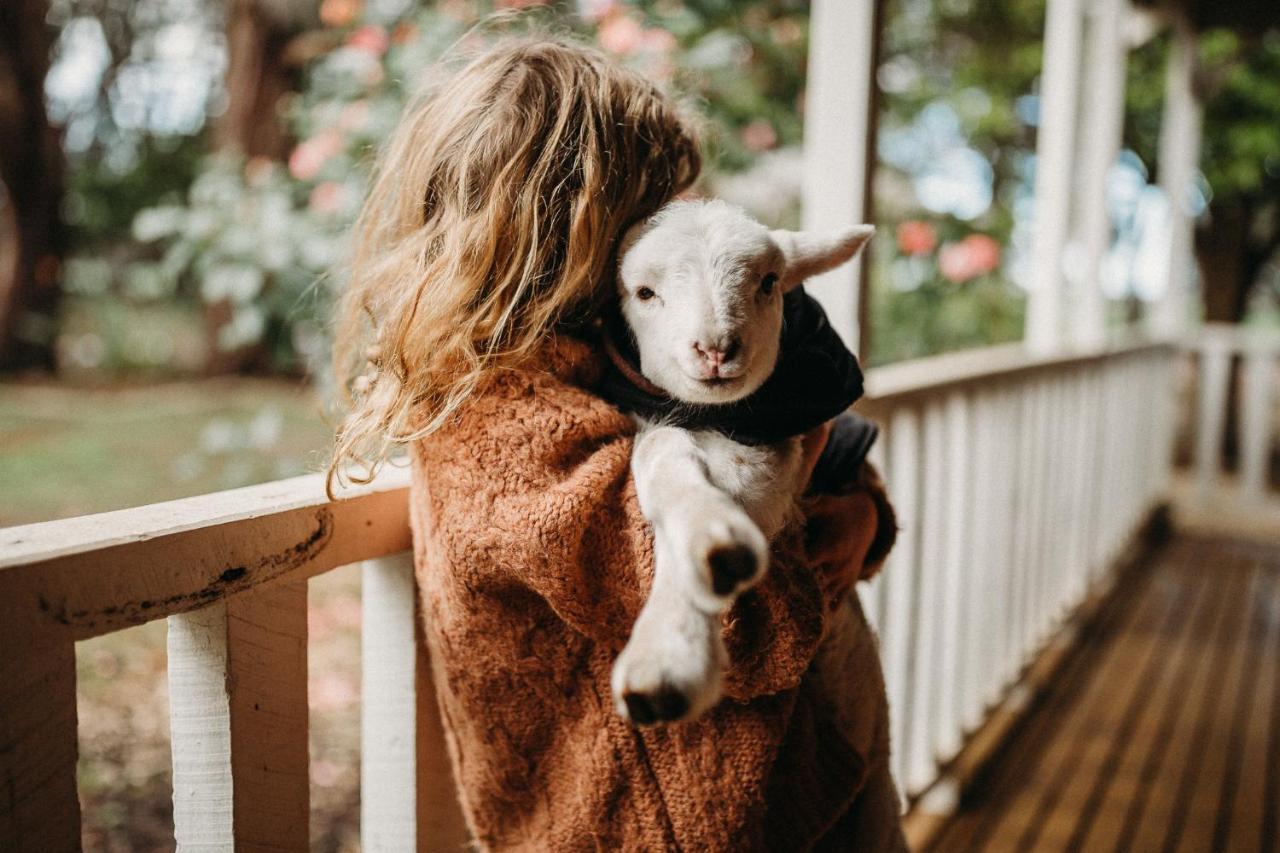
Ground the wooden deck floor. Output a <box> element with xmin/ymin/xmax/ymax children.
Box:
<box><xmin>930</xmin><ymin>535</ymin><xmax>1280</xmax><ymax>852</ymax></box>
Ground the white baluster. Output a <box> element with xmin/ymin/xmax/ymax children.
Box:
<box><xmin>168</xmin><ymin>582</ymin><xmax>310</xmax><ymax>852</ymax></box>
<box><xmin>1195</xmin><ymin>342</ymin><xmax>1232</xmax><ymax>502</ymax></box>
<box><xmin>880</xmin><ymin>409</ymin><xmax>921</xmax><ymax>793</ymax></box>
<box><xmin>1239</xmin><ymin>347</ymin><xmax>1276</xmax><ymax>503</ymax></box>
<box><xmin>362</xmin><ymin>553</ymin><xmax>469</xmax><ymax>853</ymax></box>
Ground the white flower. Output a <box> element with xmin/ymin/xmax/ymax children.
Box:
<box><xmin>201</xmin><ymin>264</ymin><xmax>264</xmax><ymax>303</ymax></box>
<box><xmin>132</xmin><ymin>206</ymin><xmax>186</xmax><ymax>242</ymax></box>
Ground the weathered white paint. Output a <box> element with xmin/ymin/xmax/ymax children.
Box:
<box><xmin>1026</xmin><ymin>0</ymin><xmax>1085</xmax><ymax>353</ymax></box>
<box><xmin>801</xmin><ymin>0</ymin><xmax>878</xmax><ymax>350</ymax></box>
<box><xmin>362</xmin><ymin>553</ymin><xmax>471</xmax><ymax>853</ymax></box>
<box><xmin>1072</xmin><ymin>0</ymin><xmax>1129</xmax><ymax>348</ymax></box>
<box><xmin>361</xmin><ymin>554</ymin><xmax>423</xmax><ymax>853</ymax></box>
<box><xmin>0</xmin><ymin>469</ymin><xmax>411</xmax><ymax>655</ymax></box>
<box><xmin>168</xmin><ymin>581</ymin><xmax>310</xmax><ymax>852</ymax></box>
<box><xmin>1149</xmin><ymin>21</ymin><xmax>1204</xmax><ymax>338</ymax></box>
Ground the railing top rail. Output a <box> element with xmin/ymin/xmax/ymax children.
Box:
<box><xmin>1187</xmin><ymin>322</ymin><xmax>1280</xmax><ymax>354</ymax></box>
<box><xmin>0</xmin><ymin>467</ymin><xmax>412</xmax><ymax>650</ymax></box>
<box><xmin>861</xmin><ymin>337</ymin><xmax>1174</xmax><ymax>410</ymax></box>
<box><xmin>0</xmin><ymin>467</ymin><xmax>410</xmax><ymax>569</ymax></box>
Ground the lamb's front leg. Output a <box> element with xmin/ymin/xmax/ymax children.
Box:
<box><xmin>611</xmin><ymin>426</ymin><xmax>767</xmax><ymax>724</ymax></box>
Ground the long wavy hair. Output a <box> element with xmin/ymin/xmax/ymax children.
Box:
<box><xmin>328</xmin><ymin>35</ymin><xmax>701</xmax><ymax>494</ymax></box>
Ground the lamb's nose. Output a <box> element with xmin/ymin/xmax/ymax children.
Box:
<box><xmin>693</xmin><ymin>337</ymin><xmax>741</xmax><ymax>366</ymax></box>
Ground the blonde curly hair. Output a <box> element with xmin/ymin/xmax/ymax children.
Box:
<box><xmin>328</xmin><ymin>35</ymin><xmax>700</xmax><ymax>494</ymax></box>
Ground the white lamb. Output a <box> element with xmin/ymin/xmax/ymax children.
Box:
<box><xmin>606</xmin><ymin>199</ymin><xmax>875</xmax><ymax>725</ymax></box>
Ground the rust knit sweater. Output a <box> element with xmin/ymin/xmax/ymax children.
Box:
<box><xmin>409</xmin><ymin>336</ymin><xmax>896</xmax><ymax>851</ymax></box>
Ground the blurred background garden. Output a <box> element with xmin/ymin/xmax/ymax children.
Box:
<box><xmin>2</xmin><ymin>0</ymin><xmax>1279</xmax><ymax>849</ymax></box>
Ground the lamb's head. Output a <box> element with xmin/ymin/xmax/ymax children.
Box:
<box><xmin>616</xmin><ymin>199</ymin><xmax>874</xmax><ymax>405</ymax></box>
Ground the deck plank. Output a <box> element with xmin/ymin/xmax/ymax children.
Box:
<box><xmin>925</xmin><ymin>535</ymin><xmax>1280</xmax><ymax>853</ymax></box>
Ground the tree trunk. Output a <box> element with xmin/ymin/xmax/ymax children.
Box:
<box><xmin>216</xmin><ymin>0</ymin><xmax>300</xmax><ymax>160</ymax></box>
<box><xmin>0</xmin><ymin>0</ymin><xmax>63</xmax><ymax>371</ymax></box>
<box><xmin>1196</xmin><ymin>199</ymin><xmax>1253</xmax><ymax>324</ymax></box>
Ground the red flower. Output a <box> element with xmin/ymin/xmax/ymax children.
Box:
<box><xmin>896</xmin><ymin>220</ymin><xmax>937</xmax><ymax>256</ymax></box>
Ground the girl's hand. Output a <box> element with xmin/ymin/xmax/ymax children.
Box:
<box><xmin>798</xmin><ymin>422</ymin><xmax>897</xmax><ymax>607</ymax></box>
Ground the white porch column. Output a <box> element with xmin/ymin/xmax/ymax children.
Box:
<box><xmin>1071</xmin><ymin>0</ymin><xmax>1129</xmax><ymax>349</ymax></box>
<box><xmin>1026</xmin><ymin>0</ymin><xmax>1085</xmax><ymax>353</ymax></box>
<box><xmin>1148</xmin><ymin>21</ymin><xmax>1203</xmax><ymax>338</ymax></box>
<box><xmin>802</xmin><ymin>0</ymin><xmax>878</xmax><ymax>352</ymax></box>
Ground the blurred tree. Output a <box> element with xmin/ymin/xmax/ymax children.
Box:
<box><xmin>217</xmin><ymin>0</ymin><xmax>318</xmax><ymax>158</ymax></box>
<box><xmin>1128</xmin><ymin>2</ymin><xmax>1280</xmax><ymax>324</ymax></box>
<box><xmin>0</xmin><ymin>0</ymin><xmax>64</xmax><ymax>370</ymax></box>
<box><xmin>1193</xmin><ymin>32</ymin><xmax>1280</xmax><ymax>323</ymax></box>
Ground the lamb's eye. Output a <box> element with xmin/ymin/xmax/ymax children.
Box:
<box><xmin>636</xmin><ymin>286</ymin><xmax>656</xmax><ymax>301</ymax></box>
<box><xmin>760</xmin><ymin>272</ymin><xmax>779</xmax><ymax>295</ymax></box>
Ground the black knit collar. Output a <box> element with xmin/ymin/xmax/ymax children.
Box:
<box><xmin>596</xmin><ymin>287</ymin><xmax>865</xmax><ymax>446</ymax></box>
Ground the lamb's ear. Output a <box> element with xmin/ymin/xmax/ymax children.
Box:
<box><xmin>771</xmin><ymin>225</ymin><xmax>875</xmax><ymax>290</ymax></box>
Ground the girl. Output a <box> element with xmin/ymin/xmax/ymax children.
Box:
<box><xmin>331</xmin><ymin>35</ymin><xmax>903</xmax><ymax>852</ymax></box>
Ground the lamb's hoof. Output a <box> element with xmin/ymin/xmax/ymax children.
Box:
<box><xmin>689</xmin><ymin>509</ymin><xmax>768</xmax><ymax>609</ymax></box>
<box><xmin>708</xmin><ymin>543</ymin><xmax>761</xmax><ymax>597</ymax></box>
<box><xmin>611</xmin><ymin>616</ymin><xmax>724</xmax><ymax>726</ymax></box>
<box><xmin>623</xmin><ymin>687</ymin><xmax>691</xmax><ymax>725</ymax></box>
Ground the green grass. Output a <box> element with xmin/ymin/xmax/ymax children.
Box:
<box><xmin>0</xmin><ymin>378</ymin><xmax>335</xmax><ymax>526</ymax></box>
<box><xmin>0</xmin><ymin>378</ymin><xmax>361</xmax><ymax>851</ymax></box>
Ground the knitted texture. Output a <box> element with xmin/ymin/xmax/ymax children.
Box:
<box><xmin>409</xmin><ymin>335</ymin><xmax>895</xmax><ymax>851</ymax></box>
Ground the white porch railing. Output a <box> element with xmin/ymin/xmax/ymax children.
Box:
<box><xmin>1187</xmin><ymin>323</ymin><xmax>1280</xmax><ymax>505</ymax></box>
<box><xmin>856</xmin><ymin>340</ymin><xmax>1176</xmax><ymax>805</ymax></box>
<box><xmin>0</xmin><ymin>468</ymin><xmax>469</xmax><ymax>852</ymax></box>
<box><xmin>0</xmin><ymin>340</ymin><xmax>1178</xmax><ymax>851</ymax></box>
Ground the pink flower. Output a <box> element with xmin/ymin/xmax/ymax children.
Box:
<box><xmin>347</xmin><ymin>24</ymin><xmax>389</xmax><ymax>56</ymax></box>
<box><xmin>964</xmin><ymin>233</ymin><xmax>1001</xmax><ymax>275</ymax></box>
<box><xmin>580</xmin><ymin>0</ymin><xmax>623</xmax><ymax>22</ymax></box>
<box><xmin>896</xmin><ymin>220</ymin><xmax>937</xmax><ymax>256</ymax></box>
<box><xmin>741</xmin><ymin>119</ymin><xmax>777</xmax><ymax>152</ymax></box>
<box><xmin>938</xmin><ymin>234</ymin><xmax>1002</xmax><ymax>283</ymax></box>
<box><xmin>308</xmin><ymin>182</ymin><xmax>345</xmax><ymax>214</ymax></box>
<box><xmin>288</xmin><ymin>130</ymin><xmax>344</xmax><ymax>181</ymax></box>
<box><xmin>598</xmin><ymin>14</ymin><xmax>644</xmax><ymax>55</ymax></box>
<box><xmin>938</xmin><ymin>242</ymin><xmax>972</xmax><ymax>282</ymax></box>
<box><xmin>640</xmin><ymin>28</ymin><xmax>677</xmax><ymax>54</ymax></box>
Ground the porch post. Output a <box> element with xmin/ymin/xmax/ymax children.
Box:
<box><xmin>1026</xmin><ymin>0</ymin><xmax>1085</xmax><ymax>353</ymax></box>
<box><xmin>801</xmin><ymin>0</ymin><xmax>879</xmax><ymax>354</ymax></box>
<box><xmin>1071</xmin><ymin>0</ymin><xmax>1128</xmax><ymax>349</ymax></box>
<box><xmin>1148</xmin><ymin>20</ymin><xmax>1203</xmax><ymax>338</ymax></box>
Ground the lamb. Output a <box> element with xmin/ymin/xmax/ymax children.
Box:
<box><xmin>603</xmin><ymin>199</ymin><xmax>876</xmax><ymax>725</ymax></box>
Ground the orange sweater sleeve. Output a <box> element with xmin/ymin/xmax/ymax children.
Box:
<box><xmin>412</xmin><ymin>342</ymin><xmax>856</xmax><ymax>702</ymax></box>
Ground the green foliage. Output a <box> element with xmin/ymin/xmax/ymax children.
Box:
<box><xmin>64</xmin><ymin>134</ymin><xmax>208</xmax><ymax>249</ymax></box>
